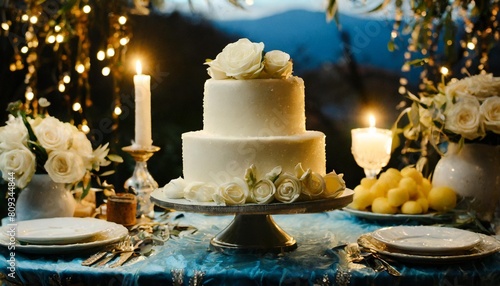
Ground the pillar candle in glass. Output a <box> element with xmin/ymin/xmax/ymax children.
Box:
<box><xmin>133</xmin><ymin>60</ymin><xmax>152</xmax><ymax>148</ymax></box>
<box><xmin>351</xmin><ymin>115</ymin><xmax>392</xmax><ymax>178</ymax></box>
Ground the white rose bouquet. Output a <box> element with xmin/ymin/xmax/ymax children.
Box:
<box><xmin>395</xmin><ymin>73</ymin><xmax>500</xmax><ymax>156</ymax></box>
<box><xmin>0</xmin><ymin>100</ymin><xmax>122</xmax><ymax>198</ymax></box>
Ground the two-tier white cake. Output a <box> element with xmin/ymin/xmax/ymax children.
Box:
<box><xmin>160</xmin><ymin>39</ymin><xmax>345</xmax><ymax>205</ymax></box>
<box><xmin>183</xmin><ymin>77</ymin><xmax>326</xmax><ymax>185</ymax></box>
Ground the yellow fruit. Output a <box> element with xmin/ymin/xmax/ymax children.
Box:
<box><xmin>399</xmin><ymin>177</ymin><xmax>418</xmax><ymax>199</ymax></box>
<box><xmin>416</xmin><ymin>197</ymin><xmax>429</xmax><ymax>213</ymax></box>
<box><xmin>401</xmin><ymin>167</ymin><xmax>423</xmax><ymax>185</ymax></box>
<box><xmin>387</xmin><ymin>187</ymin><xmax>409</xmax><ymax>207</ymax></box>
<box><xmin>401</xmin><ymin>201</ymin><xmax>423</xmax><ymax>214</ymax></box>
<box><xmin>428</xmin><ymin>186</ymin><xmax>457</xmax><ymax>212</ymax></box>
<box><xmin>370</xmin><ymin>180</ymin><xmax>390</xmax><ymax>198</ymax></box>
<box><xmin>352</xmin><ymin>185</ymin><xmax>374</xmax><ymax>209</ymax></box>
<box><xmin>378</xmin><ymin>170</ymin><xmax>400</xmax><ymax>189</ymax></box>
<box><xmin>348</xmin><ymin>201</ymin><xmax>365</xmax><ymax>210</ymax></box>
<box><xmin>420</xmin><ymin>178</ymin><xmax>432</xmax><ymax>196</ymax></box>
<box><xmin>371</xmin><ymin>197</ymin><xmax>398</xmax><ymax>214</ymax></box>
<box><xmin>360</xmin><ymin>177</ymin><xmax>377</xmax><ymax>190</ymax></box>
<box><xmin>385</xmin><ymin>168</ymin><xmax>403</xmax><ymax>182</ymax></box>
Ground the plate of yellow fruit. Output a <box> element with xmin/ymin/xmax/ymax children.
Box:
<box><xmin>345</xmin><ymin>166</ymin><xmax>456</xmax><ymax>222</ymax></box>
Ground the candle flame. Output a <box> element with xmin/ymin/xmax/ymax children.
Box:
<box><xmin>136</xmin><ymin>60</ymin><xmax>142</xmax><ymax>75</ymax></box>
<box><xmin>369</xmin><ymin>114</ymin><xmax>376</xmax><ymax>128</ymax></box>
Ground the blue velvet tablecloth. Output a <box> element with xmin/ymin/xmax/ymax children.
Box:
<box><xmin>1</xmin><ymin>210</ymin><xmax>499</xmax><ymax>286</ymax></box>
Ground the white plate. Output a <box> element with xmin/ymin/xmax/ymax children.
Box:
<box><xmin>358</xmin><ymin>233</ymin><xmax>500</xmax><ymax>264</ymax></box>
<box><xmin>0</xmin><ymin>220</ymin><xmax>128</xmax><ymax>254</ymax></box>
<box><xmin>14</xmin><ymin>217</ymin><xmax>114</xmax><ymax>244</ymax></box>
<box><xmin>343</xmin><ymin>207</ymin><xmax>452</xmax><ymax>223</ymax></box>
<box><xmin>372</xmin><ymin>226</ymin><xmax>482</xmax><ymax>255</ymax></box>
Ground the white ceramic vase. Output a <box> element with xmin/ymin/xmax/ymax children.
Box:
<box><xmin>16</xmin><ymin>174</ymin><xmax>76</xmax><ymax>221</ymax></box>
<box><xmin>432</xmin><ymin>143</ymin><xmax>500</xmax><ymax>221</ymax></box>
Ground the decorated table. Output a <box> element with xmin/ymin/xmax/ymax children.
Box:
<box><xmin>1</xmin><ymin>210</ymin><xmax>499</xmax><ymax>286</ymax></box>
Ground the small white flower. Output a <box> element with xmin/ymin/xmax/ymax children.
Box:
<box><xmin>322</xmin><ymin>170</ymin><xmax>346</xmax><ymax>198</ymax></box>
<box><xmin>217</xmin><ymin>177</ymin><xmax>249</xmax><ymax>205</ymax></box>
<box><xmin>38</xmin><ymin>97</ymin><xmax>51</xmax><ymax>107</ymax></box>
<box><xmin>0</xmin><ymin>115</ymin><xmax>28</xmax><ymax>151</ymax></box>
<box><xmin>91</xmin><ymin>143</ymin><xmax>111</xmax><ymax>171</ymax></box>
<box><xmin>300</xmin><ymin>169</ymin><xmax>325</xmax><ymax>198</ymax></box>
<box><xmin>480</xmin><ymin>96</ymin><xmax>500</xmax><ymax>134</ymax></box>
<box><xmin>184</xmin><ymin>182</ymin><xmax>217</xmax><ymax>202</ymax></box>
<box><xmin>161</xmin><ymin>177</ymin><xmax>186</xmax><ymax>199</ymax></box>
<box><xmin>263</xmin><ymin>50</ymin><xmax>293</xmax><ymax>79</ymax></box>
<box><xmin>249</xmin><ymin>179</ymin><xmax>276</xmax><ymax>204</ymax></box>
<box><xmin>274</xmin><ymin>173</ymin><xmax>301</xmax><ymax>203</ymax></box>
<box><xmin>70</xmin><ymin>130</ymin><xmax>93</xmax><ymax>169</ymax></box>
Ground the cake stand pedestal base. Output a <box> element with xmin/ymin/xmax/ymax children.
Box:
<box><xmin>150</xmin><ymin>189</ymin><xmax>354</xmax><ymax>254</ymax></box>
<box><xmin>210</xmin><ymin>214</ymin><xmax>297</xmax><ymax>254</ymax></box>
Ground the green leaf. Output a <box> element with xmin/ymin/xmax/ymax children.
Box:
<box><xmin>100</xmin><ymin>170</ymin><xmax>115</xmax><ymax>177</ymax></box>
<box><xmin>107</xmin><ymin>154</ymin><xmax>123</xmax><ymax>163</ymax></box>
<box><xmin>326</xmin><ymin>0</ymin><xmax>338</xmax><ymax>23</ymax></box>
<box><xmin>80</xmin><ymin>181</ymin><xmax>91</xmax><ymax>200</ymax></box>
<box><xmin>21</xmin><ymin>113</ymin><xmax>48</xmax><ymax>171</ymax></box>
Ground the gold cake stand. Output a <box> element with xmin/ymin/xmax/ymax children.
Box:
<box><xmin>150</xmin><ymin>188</ymin><xmax>353</xmax><ymax>253</ymax></box>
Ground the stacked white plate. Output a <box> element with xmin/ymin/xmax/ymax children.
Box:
<box><xmin>360</xmin><ymin>226</ymin><xmax>500</xmax><ymax>263</ymax></box>
<box><xmin>0</xmin><ymin>217</ymin><xmax>128</xmax><ymax>254</ymax></box>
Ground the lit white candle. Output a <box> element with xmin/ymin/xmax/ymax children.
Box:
<box><xmin>133</xmin><ymin>60</ymin><xmax>152</xmax><ymax>148</ymax></box>
<box><xmin>351</xmin><ymin>114</ymin><xmax>392</xmax><ymax>177</ymax></box>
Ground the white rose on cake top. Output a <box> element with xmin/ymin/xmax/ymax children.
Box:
<box><xmin>206</xmin><ymin>38</ymin><xmax>293</xmax><ymax>80</ymax></box>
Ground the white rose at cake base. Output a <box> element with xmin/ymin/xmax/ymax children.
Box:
<box><xmin>158</xmin><ymin>38</ymin><xmax>346</xmax><ymax>205</ymax></box>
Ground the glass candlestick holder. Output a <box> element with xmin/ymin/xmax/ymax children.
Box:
<box><xmin>122</xmin><ymin>145</ymin><xmax>160</xmax><ymax>218</ymax></box>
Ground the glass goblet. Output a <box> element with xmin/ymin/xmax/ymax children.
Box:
<box><xmin>351</xmin><ymin>128</ymin><xmax>392</xmax><ymax>178</ymax></box>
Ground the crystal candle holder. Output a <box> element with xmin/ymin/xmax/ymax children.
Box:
<box><xmin>351</xmin><ymin>127</ymin><xmax>392</xmax><ymax>178</ymax></box>
<box><xmin>122</xmin><ymin>145</ymin><xmax>160</xmax><ymax>218</ymax></box>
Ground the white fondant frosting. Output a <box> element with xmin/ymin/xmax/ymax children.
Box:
<box><xmin>203</xmin><ymin>77</ymin><xmax>305</xmax><ymax>136</ymax></box>
<box><xmin>182</xmin><ymin>131</ymin><xmax>326</xmax><ymax>185</ymax></box>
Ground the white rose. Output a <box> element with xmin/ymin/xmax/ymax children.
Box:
<box><xmin>445</xmin><ymin>74</ymin><xmax>500</xmax><ymax>101</ymax></box>
<box><xmin>263</xmin><ymin>50</ymin><xmax>293</xmax><ymax>79</ymax></box>
<box><xmin>300</xmin><ymin>169</ymin><xmax>325</xmax><ymax>198</ymax></box>
<box><xmin>274</xmin><ymin>173</ymin><xmax>301</xmax><ymax>203</ymax></box>
<box><xmin>0</xmin><ymin>115</ymin><xmax>28</xmax><ymax>151</ymax></box>
<box><xmin>0</xmin><ymin>144</ymin><xmax>36</xmax><ymax>189</ymax></box>
<box><xmin>162</xmin><ymin>177</ymin><xmax>186</xmax><ymax>199</ymax></box>
<box><xmin>217</xmin><ymin>177</ymin><xmax>249</xmax><ymax>205</ymax></box>
<box><xmin>184</xmin><ymin>182</ymin><xmax>217</xmax><ymax>202</ymax></box>
<box><xmin>206</xmin><ymin>38</ymin><xmax>264</xmax><ymax>80</ymax></box>
<box><xmin>445</xmin><ymin>95</ymin><xmax>485</xmax><ymax>140</ymax></box>
<box><xmin>480</xmin><ymin>96</ymin><xmax>500</xmax><ymax>134</ymax></box>
<box><xmin>44</xmin><ymin>150</ymin><xmax>87</xmax><ymax>184</ymax></box>
<box><xmin>34</xmin><ymin>116</ymin><xmax>72</xmax><ymax>151</ymax></box>
<box><xmin>322</xmin><ymin>170</ymin><xmax>346</xmax><ymax>198</ymax></box>
<box><xmin>248</xmin><ymin>179</ymin><xmax>276</xmax><ymax>204</ymax></box>
<box><xmin>70</xmin><ymin>130</ymin><xmax>93</xmax><ymax>169</ymax></box>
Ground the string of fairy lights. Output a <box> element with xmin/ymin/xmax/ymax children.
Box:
<box><xmin>391</xmin><ymin>1</ymin><xmax>500</xmax><ymax>94</ymax></box>
<box><xmin>0</xmin><ymin>0</ymin><xmax>132</xmax><ymax>135</ymax></box>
